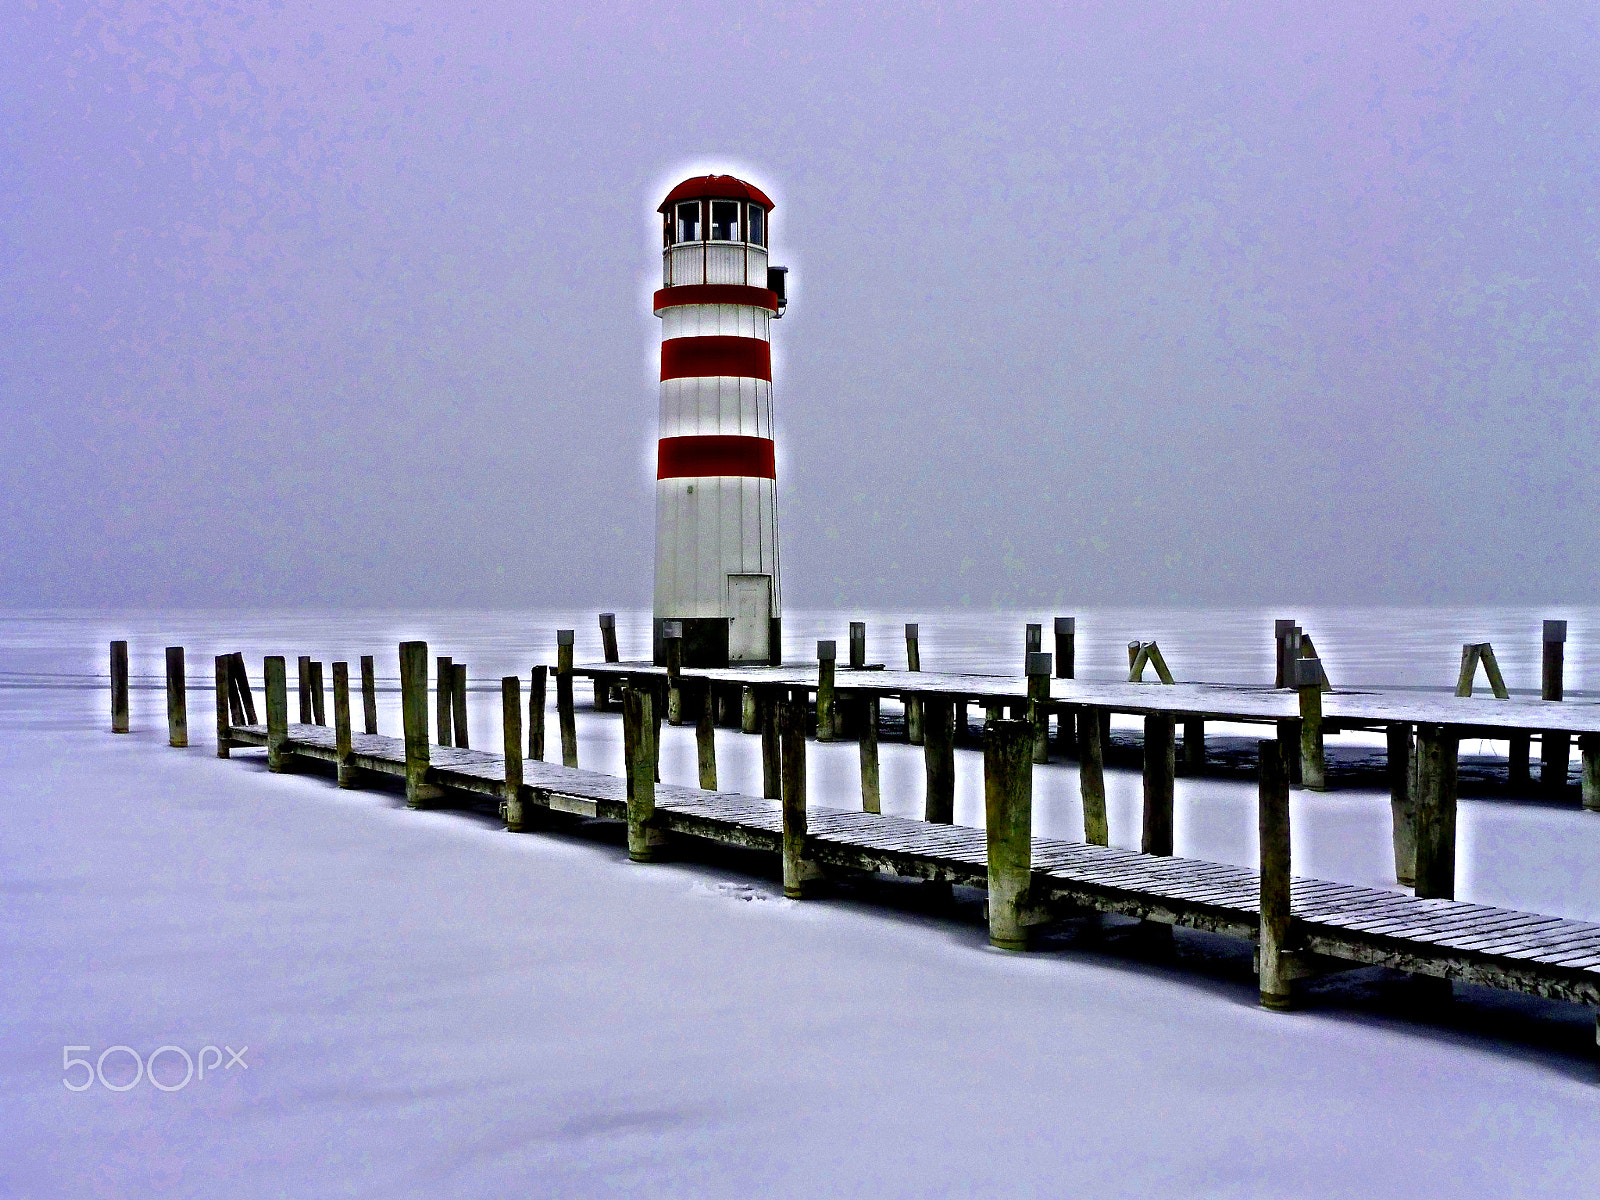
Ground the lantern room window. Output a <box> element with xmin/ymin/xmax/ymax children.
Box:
<box><xmin>747</xmin><ymin>205</ymin><xmax>765</xmax><ymax>246</ymax></box>
<box><xmin>710</xmin><ymin>200</ymin><xmax>740</xmax><ymax>241</ymax></box>
<box><xmin>676</xmin><ymin>201</ymin><xmax>701</xmax><ymax>243</ymax></box>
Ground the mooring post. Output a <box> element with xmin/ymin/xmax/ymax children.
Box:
<box><xmin>741</xmin><ymin>686</ymin><xmax>758</xmax><ymax>734</ymax></box>
<box><xmin>214</xmin><ymin>655</ymin><xmax>232</xmax><ymax>758</ymax></box>
<box><xmin>1079</xmin><ymin>704</ymin><xmax>1109</xmax><ymax>846</ymax></box>
<box><xmin>759</xmin><ymin>685</ymin><xmax>782</xmax><ymax>799</ymax></box>
<box><xmin>1053</xmin><ymin>617</ymin><xmax>1075</xmax><ymax>679</ymax></box>
<box><xmin>1024</xmin><ymin>622</ymin><xmax>1042</xmax><ymax>672</ymax></box>
<box><xmin>110</xmin><ymin>640</ymin><xmax>129</xmax><ymax>733</ymax></box>
<box><xmin>849</xmin><ymin>621</ymin><xmax>867</xmax><ymax>670</ymax></box>
<box><xmin>1181</xmin><ymin>717</ymin><xmax>1204</xmax><ymax>773</ymax></box>
<box><xmin>308</xmin><ymin>661</ymin><xmax>326</xmax><ymax>726</ymax></box>
<box><xmin>696</xmin><ymin>681</ymin><xmax>718</xmax><ymax>791</ymax></box>
<box><xmin>1295</xmin><ymin>657</ymin><xmax>1326</xmax><ymax>791</ymax></box>
<box><xmin>1581</xmin><ymin>735</ymin><xmax>1600</xmax><ymax>813</ymax></box>
<box><xmin>622</xmin><ymin>685</ymin><xmax>662</xmax><ymax>861</ymax></box>
<box><xmin>165</xmin><ymin>646</ymin><xmax>187</xmax><ymax>748</ymax></box>
<box><xmin>1257</xmin><ymin>739</ymin><xmax>1293</xmax><ymax>1010</ymax></box>
<box><xmin>1454</xmin><ymin>643</ymin><xmax>1482</xmax><ymax>698</ymax></box>
<box><xmin>400</xmin><ymin>642</ymin><xmax>440</xmax><ymax>809</ymax></box>
<box><xmin>1387</xmin><ymin>723</ymin><xmax>1417</xmax><ymax>887</ymax></box>
<box><xmin>954</xmin><ymin>699</ymin><xmax>970</xmax><ymax>746</ymax></box>
<box><xmin>556</xmin><ymin>631</ymin><xmax>577</xmax><ymax>768</ymax></box>
<box><xmin>359</xmin><ymin>655</ymin><xmax>378</xmax><ymax>735</ymax></box>
<box><xmin>816</xmin><ymin>640</ymin><xmax>837</xmax><ymax>742</ymax></box>
<box><xmin>1413</xmin><ymin>722</ymin><xmax>1460</xmax><ymax>899</ymax></box>
<box><xmin>265</xmin><ymin>655</ymin><xmax>289</xmax><ymax>772</ymax></box>
<box><xmin>984</xmin><ymin>719</ymin><xmax>1035</xmax><ymax>950</ymax></box>
<box><xmin>224</xmin><ymin>653</ymin><xmax>245</xmax><ymax>725</ymax></box>
<box><xmin>1273</xmin><ymin>619</ymin><xmax>1295</xmax><ymax>687</ymax></box>
<box><xmin>1142</xmin><ymin>714</ymin><xmax>1175</xmax><ymax>856</ymax></box>
<box><xmin>1276</xmin><ymin>718</ymin><xmax>1303</xmax><ymax>785</ymax></box>
<box><xmin>1025</xmin><ymin>652</ymin><xmax>1052</xmax><ymax>764</ymax></box>
<box><xmin>664</xmin><ymin>622</ymin><xmax>683</xmax><ymax>726</ymax></box>
<box><xmin>333</xmin><ymin>661</ymin><xmax>355</xmax><ymax>788</ymax></box>
<box><xmin>231</xmin><ymin>654</ymin><xmax>257</xmax><ymax>726</ymax></box>
<box><xmin>1542</xmin><ymin>620</ymin><xmax>1569</xmax><ymax>795</ymax></box>
<box><xmin>780</xmin><ymin>687</ymin><xmax>810</xmax><ymax>898</ymax></box>
<box><xmin>528</xmin><ymin>665</ymin><xmax>547</xmax><ymax>761</ymax></box>
<box><xmin>297</xmin><ymin>656</ymin><xmax>312</xmax><ymax>725</ymax></box>
<box><xmin>859</xmin><ymin>693</ymin><xmax>882</xmax><ymax>814</ymax></box>
<box><xmin>905</xmin><ymin>623</ymin><xmax>924</xmax><ymax>745</ymax></box>
<box><xmin>502</xmin><ymin>675</ymin><xmax>524</xmax><ymax>831</ymax></box>
<box><xmin>450</xmin><ymin>662</ymin><xmax>469</xmax><ymax>750</ymax></box>
<box><xmin>435</xmin><ymin>655</ymin><xmax>454</xmax><ymax>747</ymax></box>
<box><xmin>922</xmin><ymin>694</ymin><xmax>956</xmax><ymax>824</ymax></box>
<box><xmin>597</xmin><ymin>612</ymin><xmax>619</xmax><ymax>711</ymax></box>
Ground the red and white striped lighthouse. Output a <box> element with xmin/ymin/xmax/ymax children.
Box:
<box><xmin>652</xmin><ymin>175</ymin><xmax>788</xmax><ymax>666</ymax></box>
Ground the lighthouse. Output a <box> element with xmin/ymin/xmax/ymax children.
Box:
<box><xmin>652</xmin><ymin>175</ymin><xmax>788</xmax><ymax>667</ymax></box>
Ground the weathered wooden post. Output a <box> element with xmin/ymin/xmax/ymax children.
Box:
<box><xmin>664</xmin><ymin>622</ymin><xmax>683</xmax><ymax>726</ymax></box>
<box><xmin>450</xmin><ymin>662</ymin><xmax>469</xmax><ymax>749</ymax></box>
<box><xmin>359</xmin><ymin>655</ymin><xmax>378</xmax><ymax>735</ymax></box>
<box><xmin>1053</xmin><ymin>617</ymin><xmax>1075</xmax><ymax>679</ymax></box>
<box><xmin>816</xmin><ymin>640</ymin><xmax>837</xmax><ymax>742</ymax></box>
<box><xmin>1508</xmin><ymin>733</ymin><xmax>1531</xmax><ymax>789</ymax></box>
<box><xmin>954</xmin><ymin>700</ymin><xmax>970</xmax><ymax>746</ymax></box>
<box><xmin>1024</xmin><ymin>623</ymin><xmax>1042</xmax><ymax>673</ymax></box>
<box><xmin>849</xmin><ymin>621</ymin><xmax>867</xmax><ymax>669</ymax></box>
<box><xmin>110</xmin><ymin>641</ymin><xmax>129</xmax><ymax>733</ymax></box>
<box><xmin>556</xmin><ymin>630</ymin><xmax>577</xmax><ymax>768</ymax></box>
<box><xmin>1025</xmin><ymin>652</ymin><xmax>1051</xmax><ymax>765</ymax></box>
<box><xmin>1542</xmin><ymin>620</ymin><xmax>1569</xmax><ymax>794</ymax></box>
<box><xmin>780</xmin><ymin>688</ymin><xmax>810</xmax><ymax>898</ymax></box>
<box><xmin>1182</xmin><ymin>717</ymin><xmax>1205</xmax><ymax>772</ymax></box>
<box><xmin>229</xmin><ymin>654</ymin><xmax>257</xmax><ymax>727</ymax></box>
<box><xmin>333</xmin><ymin>661</ymin><xmax>356</xmax><ymax>788</ymax></box>
<box><xmin>1413</xmin><ymin>723</ymin><xmax>1459</xmax><ymax>899</ymax></box>
<box><xmin>859</xmin><ymin>692</ymin><xmax>881</xmax><ymax>814</ymax></box>
<box><xmin>1273</xmin><ymin>619</ymin><xmax>1296</xmax><ymax>687</ymax></box>
<box><xmin>502</xmin><ymin>675</ymin><xmax>525</xmax><ymax>831</ymax></box>
<box><xmin>526</xmin><ymin>665</ymin><xmax>547</xmax><ymax>761</ymax></box>
<box><xmin>1295</xmin><ymin>657</ymin><xmax>1326</xmax><ymax>791</ymax></box>
<box><xmin>265</xmin><ymin>655</ymin><xmax>289</xmax><ymax>772</ymax></box>
<box><xmin>905</xmin><ymin>623</ymin><xmax>924</xmax><ymax>745</ymax></box>
<box><xmin>297</xmin><ymin>655</ymin><xmax>313</xmax><ymax>725</ymax></box>
<box><xmin>622</xmin><ymin>685</ymin><xmax>664</xmax><ymax>862</ymax></box>
<box><xmin>1580</xmin><ymin>735</ymin><xmax>1599</xmax><ymax>813</ymax></box>
<box><xmin>754</xmin><ymin>685</ymin><xmax>781</xmax><ymax>799</ymax></box>
<box><xmin>695</xmin><ymin>681</ymin><xmax>718</xmax><ymax>791</ymax></box>
<box><xmin>1257</xmin><ymin>739</ymin><xmax>1293</xmax><ymax>1010</ymax></box>
<box><xmin>1387</xmin><ymin>723</ymin><xmax>1416</xmax><ymax>887</ymax></box>
<box><xmin>308</xmin><ymin>661</ymin><xmax>326</xmax><ymax>726</ymax></box>
<box><xmin>214</xmin><ymin>655</ymin><xmax>232</xmax><ymax>758</ymax></box>
<box><xmin>596</xmin><ymin>612</ymin><xmax>620</xmax><ymax>711</ymax></box>
<box><xmin>984</xmin><ymin>719</ymin><xmax>1035</xmax><ymax>950</ymax></box>
<box><xmin>223</xmin><ymin>654</ymin><xmax>245</xmax><ymax>726</ymax></box>
<box><xmin>922</xmin><ymin>694</ymin><xmax>956</xmax><ymax>824</ymax></box>
<box><xmin>165</xmin><ymin>646</ymin><xmax>187</xmax><ymax>748</ymax></box>
<box><xmin>400</xmin><ymin>642</ymin><xmax>440</xmax><ymax>809</ymax></box>
<box><xmin>1079</xmin><ymin>704</ymin><xmax>1108</xmax><ymax>846</ymax></box>
<box><xmin>435</xmin><ymin>655</ymin><xmax>454</xmax><ymax>746</ymax></box>
<box><xmin>1142</xmin><ymin>714</ymin><xmax>1175</xmax><ymax>856</ymax></box>
<box><xmin>741</xmin><ymin>687</ymin><xmax>759</xmax><ymax>734</ymax></box>
<box><xmin>1275</xmin><ymin>718</ymin><xmax>1303</xmax><ymax>786</ymax></box>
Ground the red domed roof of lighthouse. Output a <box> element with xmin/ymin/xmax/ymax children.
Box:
<box><xmin>658</xmin><ymin>175</ymin><xmax>774</xmax><ymax>213</ymax></box>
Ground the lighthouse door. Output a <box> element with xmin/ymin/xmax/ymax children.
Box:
<box><xmin>726</xmin><ymin>574</ymin><xmax>772</xmax><ymax>663</ymax></box>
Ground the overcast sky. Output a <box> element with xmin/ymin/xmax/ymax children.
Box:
<box><xmin>4</xmin><ymin>2</ymin><xmax>1596</xmax><ymax>609</ymax></box>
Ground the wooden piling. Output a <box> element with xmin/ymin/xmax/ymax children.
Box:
<box><xmin>229</xmin><ymin>653</ymin><xmax>257</xmax><ymax>726</ymax></box>
<box><xmin>905</xmin><ymin>623</ymin><xmax>924</xmax><ymax>745</ymax></box>
<box><xmin>400</xmin><ymin>642</ymin><xmax>440</xmax><ymax>808</ymax></box>
<box><xmin>265</xmin><ymin>655</ymin><xmax>289</xmax><ymax>772</ymax></box>
<box><xmin>849</xmin><ymin>621</ymin><xmax>867</xmax><ymax>670</ymax></box>
<box><xmin>110</xmin><ymin>640</ymin><xmax>129</xmax><ymax>733</ymax></box>
<box><xmin>308</xmin><ymin>661</ymin><xmax>326</xmax><ymax>726</ymax></box>
<box><xmin>1079</xmin><ymin>704</ymin><xmax>1108</xmax><ymax>846</ymax></box>
<box><xmin>1274</xmin><ymin>619</ymin><xmax>1296</xmax><ymax>687</ymax></box>
<box><xmin>1387</xmin><ymin>723</ymin><xmax>1416</xmax><ymax>887</ymax></box>
<box><xmin>1257</xmin><ymin>739</ymin><xmax>1293</xmax><ymax>1010</ymax></box>
<box><xmin>450</xmin><ymin>662</ymin><xmax>469</xmax><ymax>749</ymax></box>
<box><xmin>1024</xmin><ymin>623</ymin><xmax>1042</xmax><ymax>674</ymax></box>
<box><xmin>741</xmin><ymin>687</ymin><xmax>758</xmax><ymax>734</ymax></box>
<box><xmin>1508</xmin><ymin>735</ymin><xmax>1531</xmax><ymax>789</ymax></box>
<box><xmin>1582</xmin><ymin>735</ymin><xmax>1600</xmax><ymax>813</ymax></box>
<box><xmin>759</xmin><ymin>685</ymin><xmax>782</xmax><ymax>799</ymax></box>
<box><xmin>1025</xmin><ymin>651</ymin><xmax>1051</xmax><ymax>764</ymax></box>
<box><xmin>1141</xmin><ymin>714</ymin><xmax>1175</xmax><ymax>856</ymax></box>
<box><xmin>1183</xmin><ymin>717</ymin><xmax>1204</xmax><ymax>772</ymax></box>
<box><xmin>435</xmin><ymin>655</ymin><xmax>454</xmax><ymax>746</ymax></box>
<box><xmin>816</xmin><ymin>640</ymin><xmax>837</xmax><ymax>742</ymax></box>
<box><xmin>1053</xmin><ymin>617</ymin><xmax>1075</xmax><ymax>680</ymax></box>
<box><xmin>695</xmin><ymin>682</ymin><xmax>718</xmax><ymax>791</ymax></box>
<box><xmin>664</xmin><ymin>625</ymin><xmax>683</xmax><ymax>726</ymax></box>
<box><xmin>1295</xmin><ymin>657</ymin><xmax>1326</xmax><ymax>791</ymax></box>
<box><xmin>556</xmin><ymin>631</ymin><xmax>577</xmax><ymax>768</ymax></box>
<box><xmin>214</xmin><ymin>655</ymin><xmax>231</xmax><ymax>758</ymax></box>
<box><xmin>165</xmin><ymin>646</ymin><xmax>187</xmax><ymax>748</ymax></box>
<box><xmin>527</xmin><ymin>665</ymin><xmax>548</xmax><ymax>761</ymax></box>
<box><xmin>621</xmin><ymin>685</ymin><xmax>664</xmax><ymax>862</ymax></box>
<box><xmin>859</xmin><ymin>694</ymin><xmax>881</xmax><ymax>814</ymax></box>
<box><xmin>502</xmin><ymin>675</ymin><xmax>524</xmax><ymax>831</ymax></box>
<box><xmin>296</xmin><ymin>656</ymin><xmax>312</xmax><ymax>725</ymax></box>
<box><xmin>594</xmin><ymin>613</ymin><xmax>619</xmax><ymax>711</ymax></box>
<box><xmin>360</xmin><ymin>655</ymin><xmax>378</xmax><ymax>735</ymax></box>
<box><xmin>333</xmin><ymin>661</ymin><xmax>355</xmax><ymax>788</ymax></box>
<box><xmin>985</xmin><ymin>719</ymin><xmax>1034</xmax><ymax>950</ymax></box>
<box><xmin>224</xmin><ymin>654</ymin><xmax>245</xmax><ymax>725</ymax></box>
<box><xmin>922</xmin><ymin>694</ymin><xmax>955</xmax><ymax>825</ymax></box>
<box><xmin>1413</xmin><ymin>723</ymin><xmax>1459</xmax><ymax>900</ymax></box>
<box><xmin>1276</xmin><ymin>719</ymin><xmax>1303</xmax><ymax>785</ymax></box>
<box><xmin>1542</xmin><ymin>620</ymin><xmax>1570</xmax><ymax>795</ymax></box>
<box><xmin>780</xmin><ymin>688</ymin><xmax>809</xmax><ymax>898</ymax></box>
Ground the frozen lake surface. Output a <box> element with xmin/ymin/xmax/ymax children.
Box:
<box><xmin>4</xmin><ymin>607</ymin><xmax>1600</xmax><ymax>1197</ymax></box>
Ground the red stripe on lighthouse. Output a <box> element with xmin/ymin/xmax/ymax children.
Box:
<box><xmin>657</xmin><ymin>435</ymin><xmax>776</xmax><ymax>480</ymax></box>
<box><xmin>660</xmin><ymin>336</ymin><xmax>772</xmax><ymax>381</ymax></box>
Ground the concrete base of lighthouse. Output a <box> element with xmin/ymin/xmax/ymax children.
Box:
<box><xmin>652</xmin><ymin>616</ymin><xmax>783</xmax><ymax>668</ymax></box>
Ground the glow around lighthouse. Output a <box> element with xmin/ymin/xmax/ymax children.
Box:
<box><xmin>652</xmin><ymin>175</ymin><xmax>788</xmax><ymax>667</ymax></box>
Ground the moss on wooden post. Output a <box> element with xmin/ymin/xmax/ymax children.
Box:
<box><xmin>664</xmin><ymin>624</ymin><xmax>683</xmax><ymax>726</ymax></box>
<box><xmin>1413</xmin><ymin>723</ymin><xmax>1459</xmax><ymax>900</ymax></box>
<box><xmin>359</xmin><ymin>655</ymin><xmax>378</xmax><ymax>735</ymax></box>
<box><xmin>214</xmin><ymin>655</ymin><xmax>232</xmax><ymax>758</ymax></box>
<box><xmin>1295</xmin><ymin>657</ymin><xmax>1326</xmax><ymax>791</ymax></box>
<box><xmin>1141</xmin><ymin>714</ymin><xmax>1175</xmax><ymax>856</ymax></box>
<box><xmin>400</xmin><ymin>641</ymin><xmax>440</xmax><ymax>808</ymax></box>
<box><xmin>905</xmin><ymin>623</ymin><xmax>923</xmax><ymax>745</ymax></box>
<box><xmin>1079</xmin><ymin>703</ymin><xmax>1108</xmax><ymax>846</ymax></box>
<box><xmin>696</xmin><ymin>682</ymin><xmax>718</xmax><ymax>791</ymax></box>
<box><xmin>502</xmin><ymin>675</ymin><xmax>524</xmax><ymax>831</ymax></box>
<box><xmin>435</xmin><ymin>655</ymin><xmax>453</xmax><ymax>746</ymax></box>
<box><xmin>333</xmin><ymin>661</ymin><xmax>355</xmax><ymax>788</ymax></box>
<box><xmin>110</xmin><ymin>641</ymin><xmax>129</xmax><ymax>733</ymax></box>
<box><xmin>780</xmin><ymin>688</ymin><xmax>810</xmax><ymax>898</ymax></box>
<box><xmin>622</xmin><ymin>685</ymin><xmax>665</xmax><ymax>863</ymax></box>
<box><xmin>450</xmin><ymin>662</ymin><xmax>469</xmax><ymax>750</ymax></box>
<box><xmin>1257</xmin><ymin>739</ymin><xmax>1293</xmax><ymax>1010</ymax></box>
<box><xmin>528</xmin><ymin>665</ymin><xmax>547</xmax><ymax>761</ymax></box>
<box><xmin>264</xmin><ymin>655</ymin><xmax>289</xmax><ymax>773</ymax></box>
<box><xmin>165</xmin><ymin>646</ymin><xmax>187</xmax><ymax>748</ymax></box>
<box><xmin>922</xmin><ymin>694</ymin><xmax>955</xmax><ymax>825</ymax></box>
<box><xmin>984</xmin><ymin>719</ymin><xmax>1034</xmax><ymax>950</ymax></box>
<box><xmin>859</xmin><ymin>693</ymin><xmax>881</xmax><ymax>814</ymax></box>
<box><xmin>816</xmin><ymin>640</ymin><xmax>837</xmax><ymax>742</ymax></box>
<box><xmin>556</xmin><ymin>631</ymin><xmax>577</xmax><ymax>768</ymax></box>
<box><xmin>1580</xmin><ymin>734</ymin><xmax>1600</xmax><ymax>814</ymax></box>
<box><xmin>740</xmin><ymin>686</ymin><xmax>758</xmax><ymax>734</ymax></box>
<box><xmin>1387</xmin><ymin>723</ymin><xmax>1416</xmax><ymax>887</ymax></box>
<box><xmin>1025</xmin><ymin>651</ymin><xmax>1051</xmax><ymax>764</ymax></box>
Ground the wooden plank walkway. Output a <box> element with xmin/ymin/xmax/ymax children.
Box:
<box><xmin>228</xmin><ymin>721</ymin><xmax>1600</xmax><ymax>1008</ymax></box>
